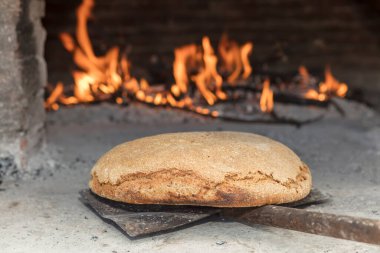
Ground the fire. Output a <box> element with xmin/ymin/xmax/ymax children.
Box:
<box><xmin>319</xmin><ymin>66</ymin><xmax>348</xmax><ymax>98</ymax></box>
<box><xmin>45</xmin><ymin>0</ymin><xmax>123</xmax><ymax>108</ymax></box>
<box><xmin>298</xmin><ymin>65</ymin><xmax>310</xmax><ymax>86</ymax></box>
<box><xmin>218</xmin><ymin>34</ymin><xmax>253</xmax><ymax>84</ymax></box>
<box><xmin>45</xmin><ymin>82</ymin><xmax>64</xmax><ymax>111</ymax></box>
<box><xmin>302</xmin><ymin>66</ymin><xmax>348</xmax><ymax>101</ymax></box>
<box><xmin>241</xmin><ymin>42</ymin><xmax>253</xmax><ymax>79</ymax></box>
<box><xmin>260</xmin><ymin>79</ymin><xmax>274</xmax><ymax>113</ymax></box>
<box><xmin>191</xmin><ymin>37</ymin><xmax>226</xmax><ymax>105</ymax></box>
<box><xmin>172</xmin><ymin>44</ymin><xmax>198</xmax><ymax>96</ymax></box>
<box><xmin>45</xmin><ymin>0</ymin><xmax>257</xmax><ymax>116</ymax></box>
<box><xmin>45</xmin><ymin>0</ymin><xmax>348</xmax><ymax>118</ymax></box>
<box><xmin>170</xmin><ymin>35</ymin><xmax>252</xmax><ymax>106</ymax></box>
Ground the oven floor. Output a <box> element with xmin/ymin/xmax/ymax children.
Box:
<box><xmin>1</xmin><ymin>104</ymin><xmax>380</xmax><ymax>252</ymax></box>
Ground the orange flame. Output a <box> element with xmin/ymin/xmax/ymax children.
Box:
<box><xmin>319</xmin><ymin>66</ymin><xmax>348</xmax><ymax>98</ymax></box>
<box><xmin>59</xmin><ymin>33</ymin><xmax>75</xmax><ymax>52</ymax></box>
<box><xmin>218</xmin><ymin>34</ymin><xmax>253</xmax><ymax>84</ymax></box>
<box><xmin>260</xmin><ymin>79</ymin><xmax>274</xmax><ymax>113</ymax></box>
<box><xmin>191</xmin><ymin>37</ymin><xmax>226</xmax><ymax>105</ymax></box>
<box><xmin>169</xmin><ymin>35</ymin><xmax>253</xmax><ymax>106</ymax></box>
<box><xmin>172</xmin><ymin>44</ymin><xmax>197</xmax><ymax>96</ymax></box>
<box><xmin>241</xmin><ymin>42</ymin><xmax>253</xmax><ymax>79</ymax></box>
<box><xmin>59</xmin><ymin>0</ymin><xmax>123</xmax><ymax>104</ymax></box>
<box><xmin>298</xmin><ymin>65</ymin><xmax>310</xmax><ymax>86</ymax></box>
<box><xmin>302</xmin><ymin>65</ymin><xmax>348</xmax><ymax>101</ymax></box>
<box><xmin>45</xmin><ymin>0</ymin><xmax>350</xmax><ymax>119</ymax></box>
<box><xmin>44</xmin><ymin>0</ymin><xmax>274</xmax><ymax>117</ymax></box>
<box><xmin>45</xmin><ymin>82</ymin><xmax>64</xmax><ymax>110</ymax></box>
<box><xmin>169</xmin><ymin>35</ymin><xmax>254</xmax><ymax>106</ymax></box>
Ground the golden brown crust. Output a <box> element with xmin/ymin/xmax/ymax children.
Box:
<box><xmin>89</xmin><ymin>165</ymin><xmax>311</xmax><ymax>207</ymax></box>
<box><xmin>89</xmin><ymin>131</ymin><xmax>312</xmax><ymax>207</ymax></box>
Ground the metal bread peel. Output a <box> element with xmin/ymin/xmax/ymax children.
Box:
<box><xmin>80</xmin><ymin>189</ymin><xmax>380</xmax><ymax>245</ymax></box>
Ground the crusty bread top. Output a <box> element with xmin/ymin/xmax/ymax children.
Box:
<box><xmin>91</xmin><ymin>131</ymin><xmax>306</xmax><ymax>186</ymax></box>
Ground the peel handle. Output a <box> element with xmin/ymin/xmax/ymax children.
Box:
<box><xmin>227</xmin><ymin>205</ymin><xmax>380</xmax><ymax>245</ymax></box>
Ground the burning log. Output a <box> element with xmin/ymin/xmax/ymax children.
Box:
<box><xmin>273</xmin><ymin>92</ymin><xmax>329</xmax><ymax>107</ymax></box>
<box><xmin>222</xmin><ymin>64</ymin><xmax>348</xmax><ymax>109</ymax></box>
<box><xmin>222</xmin><ymin>81</ymin><xmax>329</xmax><ymax>107</ymax></box>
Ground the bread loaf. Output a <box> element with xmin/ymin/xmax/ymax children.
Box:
<box><xmin>89</xmin><ymin>131</ymin><xmax>312</xmax><ymax>207</ymax></box>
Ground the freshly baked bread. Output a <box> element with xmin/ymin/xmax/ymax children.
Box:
<box><xmin>89</xmin><ymin>131</ymin><xmax>311</xmax><ymax>207</ymax></box>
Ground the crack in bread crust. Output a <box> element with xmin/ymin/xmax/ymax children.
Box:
<box><xmin>89</xmin><ymin>165</ymin><xmax>311</xmax><ymax>207</ymax></box>
<box><xmin>222</xmin><ymin>164</ymin><xmax>309</xmax><ymax>189</ymax></box>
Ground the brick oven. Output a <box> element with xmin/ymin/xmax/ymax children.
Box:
<box><xmin>0</xmin><ymin>0</ymin><xmax>45</xmax><ymax>176</ymax></box>
<box><xmin>1</xmin><ymin>0</ymin><xmax>380</xmax><ymax>177</ymax></box>
<box><xmin>0</xmin><ymin>0</ymin><xmax>380</xmax><ymax>251</ymax></box>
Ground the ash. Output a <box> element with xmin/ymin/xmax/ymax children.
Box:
<box><xmin>0</xmin><ymin>100</ymin><xmax>379</xmax><ymax>252</ymax></box>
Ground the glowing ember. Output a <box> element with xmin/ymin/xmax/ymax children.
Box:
<box><xmin>304</xmin><ymin>89</ymin><xmax>327</xmax><ymax>102</ymax></box>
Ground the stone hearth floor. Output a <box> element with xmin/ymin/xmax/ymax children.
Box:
<box><xmin>1</xmin><ymin>103</ymin><xmax>380</xmax><ymax>253</ymax></box>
